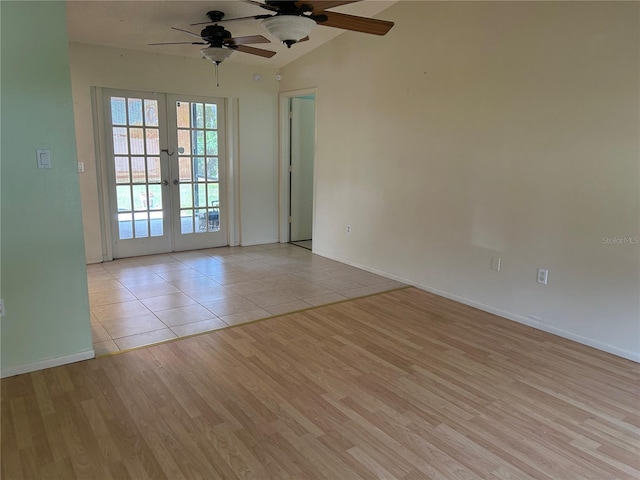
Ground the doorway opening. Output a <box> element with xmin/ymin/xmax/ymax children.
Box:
<box><xmin>279</xmin><ymin>90</ymin><xmax>316</xmax><ymax>251</ymax></box>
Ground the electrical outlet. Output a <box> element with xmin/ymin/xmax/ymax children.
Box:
<box><xmin>0</xmin><ymin>299</ymin><xmax>5</xmax><ymax>317</ymax></box>
<box><xmin>491</xmin><ymin>256</ymin><xmax>501</xmax><ymax>272</ymax></box>
<box><xmin>537</xmin><ymin>268</ymin><xmax>549</xmax><ymax>285</ymax></box>
<box><xmin>346</xmin><ymin>224</ymin><xmax>351</xmax><ymax>235</ymax></box>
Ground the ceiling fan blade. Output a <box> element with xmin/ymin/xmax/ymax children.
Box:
<box><xmin>298</xmin><ymin>36</ymin><xmax>310</xmax><ymax>43</ymax></box>
<box><xmin>319</xmin><ymin>11</ymin><xmax>394</xmax><ymax>35</ymax></box>
<box><xmin>190</xmin><ymin>14</ymin><xmax>272</xmax><ymax>26</ymax></box>
<box><xmin>170</xmin><ymin>26</ymin><xmax>204</xmax><ymax>39</ymax></box>
<box><xmin>297</xmin><ymin>1</ymin><xmax>360</xmax><ymax>13</ymax></box>
<box><xmin>228</xmin><ymin>35</ymin><xmax>270</xmax><ymax>46</ymax></box>
<box><xmin>235</xmin><ymin>45</ymin><xmax>277</xmax><ymax>58</ymax></box>
<box><xmin>149</xmin><ymin>41</ymin><xmax>207</xmax><ymax>46</ymax></box>
<box><xmin>244</xmin><ymin>0</ymin><xmax>280</xmax><ymax>12</ymax></box>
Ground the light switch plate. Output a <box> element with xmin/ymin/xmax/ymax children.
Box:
<box><xmin>37</xmin><ymin>149</ymin><xmax>51</xmax><ymax>169</ymax></box>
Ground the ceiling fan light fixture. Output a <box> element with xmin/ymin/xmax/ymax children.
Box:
<box><xmin>262</xmin><ymin>15</ymin><xmax>315</xmax><ymax>48</ymax></box>
<box><xmin>200</xmin><ymin>46</ymin><xmax>233</xmax><ymax>64</ymax></box>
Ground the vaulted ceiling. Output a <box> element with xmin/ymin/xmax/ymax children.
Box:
<box><xmin>66</xmin><ymin>1</ymin><xmax>396</xmax><ymax>68</ymax></box>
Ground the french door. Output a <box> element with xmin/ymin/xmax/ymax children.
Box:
<box><xmin>103</xmin><ymin>89</ymin><xmax>227</xmax><ymax>258</ymax></box>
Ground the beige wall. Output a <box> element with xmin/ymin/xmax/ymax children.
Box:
<box><xmin>69</xmin><ymin>43</ymin><xmax>280</xmax><ymax>263</ymax></box>
<box><xmin>280</xmin><ymin>1</ymin><xmax>640</xmax><ymax>360</ymax></box>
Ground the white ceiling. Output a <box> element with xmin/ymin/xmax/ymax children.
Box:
<box><xmin>66</xmin><ymin>1</ymin><xmax>397</xmax><ymax>68</ymax></box>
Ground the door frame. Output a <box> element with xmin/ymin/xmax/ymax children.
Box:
<box><xmin>92</xmin><ymin>87</ymin><xmax>240</xmax><ymax>261</ymax></box>
<box><xmin>278</xmin><ymin>88</ymin><xmax>318</xmax><ymax>245</ymax></box>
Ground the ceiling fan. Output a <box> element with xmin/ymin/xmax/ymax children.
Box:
<box><xmin>149</xmin><ymin>10</ymin><xmax>276</xmax><ymax>62</ymax></box>
<box><xmin>149</xmin><ymin>11</ymin><xmax>276</xmax><ymax>86</ymax></box>
<box><xmin>190</xmin><ymin>1</ymin><xmax>395</xmax><ymax>48</ymax></box>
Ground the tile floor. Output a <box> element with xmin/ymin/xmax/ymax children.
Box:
<box><xmin>88</xmin><ymin>243</ymin><xmax>406</xmax><ymax>355</ymax></box>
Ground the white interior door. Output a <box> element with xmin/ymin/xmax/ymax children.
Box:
<box><xmin>103</xmin><ymin>89</ymin><xmax>228</xmax><ymax>258</ymax></box>
<box><xmin>289</xmin><ymin>96</ymin><xmax>315</xmax><ymax>242</ymax></box>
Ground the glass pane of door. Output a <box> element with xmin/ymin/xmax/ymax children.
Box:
<box><xmin>169</xmin><ymin>96</ymin><xmax>227</xmax><ymax>251</ymax></box>
<box><xmin>104</xmin><ymin>90</ymin><xmax>171</xmax><ymax>258</ymax></box>
<box><xmin>176</xmin><ymin>101</ymin><xmax>219</xmax><ymax>234</ymax></box>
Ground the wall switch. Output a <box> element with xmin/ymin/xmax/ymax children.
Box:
<box><xmin>0</xmin><ymin>299</ymin><xmax>5</xmax><ymax>317</ymax></box>
<box><xmin>37</xmin><ymin>149</ymin><xmax>51</xmax><ymax>169</ymax></box>
<box><xmin>346</xmin><ymin>224</ymin><xmax>351</xmax><ymax>235</ymax></box>
<box><xmin>491</xmin><ymin>256</ymin><xmax>501</xmax><ymax>272</ymax></box>
<box><xmin>78</xmin><ymin>161</ymin><xmax>85</xmax><ymax>173</ymax></box>
<box><xmin>537</xmin><ymin>268</ymin><xmax>549</xmax><ymax>285</ymax></box>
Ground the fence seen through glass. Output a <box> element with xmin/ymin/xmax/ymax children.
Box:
<box><xmin>176</xmin><ymin>101</ymin><xmax>220</xmax><ymax>234</ymax></box>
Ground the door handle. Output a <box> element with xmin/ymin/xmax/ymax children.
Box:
<box><xmin>173</xmin><ymin>179</ymin><xmax>179</xmax><ymax>185</ymax></box>
<box><xmin>162</xmin><ymin>180</ymin><xmax>169</xmax><ymax>186</ymax></box>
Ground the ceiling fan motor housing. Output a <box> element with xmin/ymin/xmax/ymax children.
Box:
<box><xmin>200</xmin><ymin>24</ymin><xmax>232</xmax><ymax>47</ymax></box>
<box><xmin>265</xmin><ymin>1</ymin><xmax>310</xmax><ymax>14</ymax></box>
<box><xmin>206</xmin><ymin>10</ymin><xmax>225</xmax><ymax>23</ymax></box>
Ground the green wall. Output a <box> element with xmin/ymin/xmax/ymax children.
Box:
<box><xmin>1</xmin><ymin>1</ymin><xmax>92</xmax><ymax>373</ymax></box>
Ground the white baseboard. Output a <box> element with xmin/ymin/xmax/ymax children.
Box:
<box><xmin>241</xmin><ymin>238</ymin><xmax>280</xmax><ymax>247</ymax></box>
<box><xmin>1</xmin><ymin>349</ymin><xmax>95</xmax><ymax>378</ymax></box>
<box><xmin>413</xmin><ymin>284</ymin><xmax>640</xmax><ymax>363</ymax></box>
<box><xmin>314</xmin><ymin>249</ymin><xmax>413</xmax><ymax>286</ymax></box>
<box><xmin>313</xmin><ymin>249</ymin><xmax>640</xmax><ymax>364</ymax></box>
<box><xmin>534</xmin><ymin>323</ymin><xmax>640</xmax><ymax>363</ymax></box>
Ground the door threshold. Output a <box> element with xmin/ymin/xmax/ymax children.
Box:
<box><xmin>289</xmin><ymin>240</ymin><xmax>312</xmax><ymax>251</ymax></box>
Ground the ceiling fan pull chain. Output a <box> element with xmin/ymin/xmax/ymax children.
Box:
<box><xmin>215</xmin><ymin>62</ymin><xmax>220</xmax><ymax>87</ymax></box>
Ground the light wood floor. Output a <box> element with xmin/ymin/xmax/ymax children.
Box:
<box><xmin>2</xmin><ymin>287</ymin><xmax>639</xmax><ymax>479</ymax></box>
